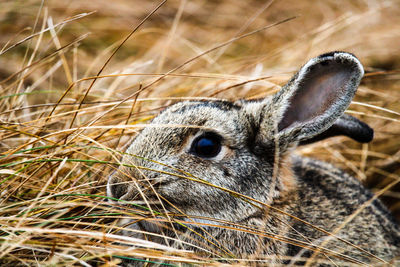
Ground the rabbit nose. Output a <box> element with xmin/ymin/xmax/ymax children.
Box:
<box><xmin>107</xmin><ymin>170</ymin><xmax>162</xmax><ymax>201</ymax></box>
<box><xmin>107</xmin><ymin>174</ymin><xmax>129</xmax><ymax>200</ymax></box>
<box><xmin>107</xmin><ymin>170</ymin><xmax>142</xmax><ymax>201</ymax></box>
<box><xmin>108</xmin><ymin>180</ymin><xmax>140</xmax><ymax>201</ymax></box>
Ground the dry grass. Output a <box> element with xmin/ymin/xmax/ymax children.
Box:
<box><xmin>1</xmin><ymin>0</ymin><xmax>399</xmax><ymax>265</ymax></box>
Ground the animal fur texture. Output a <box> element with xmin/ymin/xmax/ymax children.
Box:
<box><xmin>107</xmin><ymin>52</ymin><xmax>400</xmax><ymax>266</ymax></box>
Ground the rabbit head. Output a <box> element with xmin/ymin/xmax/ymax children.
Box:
<box><xmin>107</xmin><ymin>52</ymin><xmax>372</xmax><ymax>223</ymax></box>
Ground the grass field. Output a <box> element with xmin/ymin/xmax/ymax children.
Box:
<box><xmin>1</xmin><ymin>0</ymin><xmax>400</xmax><ymax>265</ymax></box>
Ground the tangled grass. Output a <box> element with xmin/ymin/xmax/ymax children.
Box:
<box><xmin>1</xmin><ymin>0</ymin><xmax>399</xmax><ymax>265</ymax></box>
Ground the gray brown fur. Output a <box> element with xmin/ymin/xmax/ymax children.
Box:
<box><xmin>108</xmin><ymin>52</ymin><xmax>400</xmax><ymax>266</ymax></box>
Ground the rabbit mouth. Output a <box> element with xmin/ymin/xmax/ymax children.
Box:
<box><xmin>111</xmin><ymin>175</ymin><xmax>194</xmax><ymax>213</ymax></box>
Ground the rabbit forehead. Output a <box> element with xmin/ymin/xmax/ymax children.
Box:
<box><xmin>151</xmin><ymin>100</ymin><xmax>248</xmax><ymax>138</ymax></box>
<box><xmin>156</xmin><ymin>100</ymin><xmax>241</xmax><ymax>123</ymax></box>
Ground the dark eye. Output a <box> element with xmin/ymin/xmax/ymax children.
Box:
<box><xmin>190</xmin><ymin>132</ymin><xmax>222</xmax><ymax>158</ymax></box>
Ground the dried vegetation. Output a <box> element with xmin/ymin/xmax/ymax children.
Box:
<box><xmin>0</xmin><ymin>0</ymin><xmax>399</xmax><ymax>265</ymax></box>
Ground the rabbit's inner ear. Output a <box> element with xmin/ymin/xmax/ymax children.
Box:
<box><xmin>274</xmin><ymin>52</ymin><xmax>364</xmax><ymax>143</ymax></box>
<box><xmin>278</xmin><ymin>65</ymin><xmax>353</xmax><ymax>132</ymax></box>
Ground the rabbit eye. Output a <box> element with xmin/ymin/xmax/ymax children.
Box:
<box><xmin>190</xmin><ymin>132</ymin><xmax>222</xmax><ymax>158</ymax></box>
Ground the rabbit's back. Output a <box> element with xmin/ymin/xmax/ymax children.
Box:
<box><xmin>288</xmin><ymin>156</ymin><xmax>400</xmax><ymax>264</ymax></box>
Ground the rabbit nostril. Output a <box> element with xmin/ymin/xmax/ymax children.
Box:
<box><xmin>109</xmin><ymin>182</ymin><xmax>128</xmax><ymax>200</ymax></box>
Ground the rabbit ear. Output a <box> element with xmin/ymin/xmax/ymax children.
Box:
<box><xmin>265</xmin><ymin>52</ymin><xmax>364</xmax><ymax>145</ymax></box>
<box><xmin>299</xmin><ymin>114</ymin><xmax>373</xmax><ymax>145</ymax></box>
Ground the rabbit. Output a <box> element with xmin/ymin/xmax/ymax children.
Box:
<box><xmin>107</xmin><ymin>52</ymin><xmax>400</xmax><ymax>266</ymax></box>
